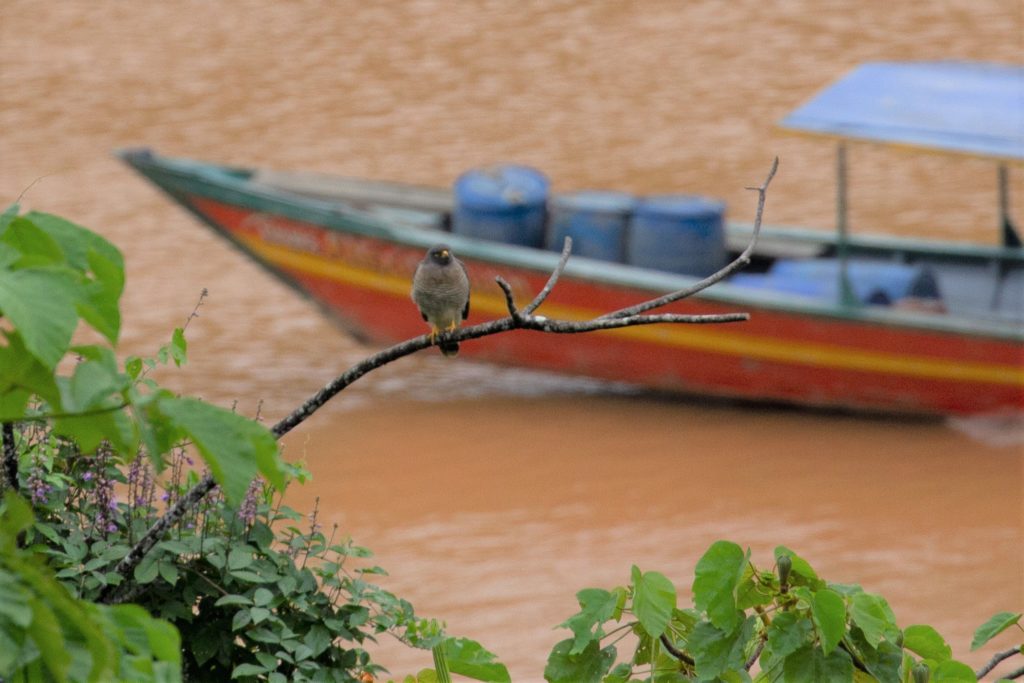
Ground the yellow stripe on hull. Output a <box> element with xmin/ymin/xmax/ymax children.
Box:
<box><xmin>238</xmin><ymin>236</ymin><xmax>1024</xmax><ymax>388</ymax></box>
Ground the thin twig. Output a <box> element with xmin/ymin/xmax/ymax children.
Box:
<box><xmin>2</xmin><ymin>422</ymin><xmax>17</xmax><ymax>493</ymax></box>
<box><xmin>523</xmin><ymin>236</ymin><xmax>573</xmax><ymax>315</ymax></box>
<box><xmin>1001</xmin><ymin>664</ymin><xmax>1024</xmax><ymax>680</ymax></box>
<box><xmin>660</xmin><ymin>633</ymin><xmax>695</xmax><ymax>666</ymax></box>
<box><xmin>976</xmin><ymin>647</ymin><xmax>1022</xmax><ymax>679</ymax></box>
<box><xmin>600</xmin><ymin>156</ymin><xmax>779</xmax><ymax>320</ymax></box>
<box><xmin>495</xmin><ymin>276</ymin><xmax>521</xmax><ymax>320</ymax></box>
<box><xmin>745</xmin><ymin>638</ymin><xmax>766</xmax><ymax>670</ymax></box>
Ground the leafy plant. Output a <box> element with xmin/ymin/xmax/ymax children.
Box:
<box><xmin>545</xmin><ymin>541</ymin><xmax>1022</xmax><ymax>682</ymax></box>
<box><xmin>0</xmin><ymin>207</ymin><xmax>284</xmax><ymax>502</ymax></box>
<box><xmin>0</xmin><ymin>491</ymin><xmax>181</xmax><ymax>681</ymax></box>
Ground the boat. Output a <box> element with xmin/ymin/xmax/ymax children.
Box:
<box><xmin>118</xmin><ymin>61</ymin><xmax>1023</xmax><ymax>416</ymax></box>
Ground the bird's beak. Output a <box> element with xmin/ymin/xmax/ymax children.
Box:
<box><xmin>440</xmin><ymin>250</ymin><xmax>449</xmax><ymax>258</ymax></box>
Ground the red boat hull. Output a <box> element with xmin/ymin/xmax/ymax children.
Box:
<box><xmin>187</xmin><ymin>197</ymin><xmax>1023</xmax><ymax>416</ymax></box>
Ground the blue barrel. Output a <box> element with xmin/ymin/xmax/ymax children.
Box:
<box><xmin>453</xmin><ymin>165</ymin><xmax>550</xmax><ymax>247</ymax></box>
<box><xmin>729</xmin><ymin>259</ymin><xmax>941</xmax><ymax>305</ymax></box>
<box><xmin>626</xmin><ymin>195</ymin><xmax>727</xmax><ymax>276</ymax></box>
<box><xmin>546</xmin><ymin>190</ymin><xmax>635</xmax><ymax>261</ymax></box>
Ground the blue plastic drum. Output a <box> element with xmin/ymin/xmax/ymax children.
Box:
<box><xmin>453</xmin><ymin>165</ymin><xmax>550</xmax><ymax>247</ymax></box>
<box><xmin>546</xmin><ymin>190</ymin><xmax>635</xmax><ymax>261</ymax></box>
<box><xmin>627</xmin><ymin>195</ymin><xmax>727</xmax><ymax>276</ymax></box>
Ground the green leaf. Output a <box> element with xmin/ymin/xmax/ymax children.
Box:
<box><xmin>931</xmin><ymin>659</ymin><xmax>977</xmax><ymax>682</ymax></box>
<box><xmin>903</xmin><ymin>624</ymin><xmax>951</xmax><ymax>662</ymax></box>
<box><xmin>0</xmin><ymin>267</ymin><xmax>80</xmax><ymax>369</ymax></box>
<box><xmin>545</xmin><ymin>638</ymin><xmax>616</xmax><ymax>683</ymax></box>
<box><xmin>26</xmin><ymin>597</ymin><xmax>70</xmax><ymax>681</ymax></box>
<box><xmin>76</xmin><ymin>248</ymin><xmax>124</xmax><ymax>344</ymax></box>
<box><xmin>232</xmin><ymin>662</ymin><xmax>270</xmax><ymax>677</ymax></box>
<box><xmin>692</xmin><ymin>541</ymin><xmax>747</xmax><ymax>633</ymax></box>
<box><xmin>157</xmin><ymin>396</ymin><xmax>283</xmax><ymax>503</ymax></box>
<box><xmin>631</xmin><ymin>566</ymin><xmax>676</xmax><ymax>638</ymax></box>
<box><xmin>971</xmin><ymin>611</ymin><xmax>1021</xmax><ymax>650</ymax></box>
<box><xmin>766</xmin><ymin>611</ymin><xmax>814</xmax><ymax>660</ymax></box>
<box><xmin>442</xmin><ymin>637</ymin><xmax>511</xmax><ymax>683</ymax></box>
<box><xmin>253</xmin><ymin>587</ymin><xmax>274</xmax><ymax>607</ymax></box>
<box><xmin>811</xmin><ymin>589</ymin><xmax>846</xmax><ymax>656</ymax></box>
<box><xmin>304</xmin><ymin>624</ymin><xmax>332</xmax><ymax>657</ymax></box>
<box><xmin>1</xmin><ymin>216</ymin><xmax>64</xmax><ymax>265</ymax></box>
<box><xmin>157</xmin><ymin>561</ymin><xmax>179</xmax><ymax>586</ymax></box>
<box><xmin>849</xmin><ymin>592</ymin><xmax>895</xmax><ymax>649</ymax></box>
<box><xmin>559</xmin><ymin>588</ymin><xmax>620</xmax><ymax>655</ymax></box>
<box><xmin>782</xmin><ymin>644</ymin><xmax>853</xmax><ymax>683</ymax></box>
<box><xmin>134</xmin><ymin>557</ymin><xmax>160</xmax><ymax>584</ymax></box>
<box><xmin>228</xmin><ymin>546</ymin><xmax>254</xmax><ymax>570</ymax></box>
<box><xmin>169</xmin><ymin>327</ymin><xmax>187</xmax><ymax>367</ymax></box>
<box><xmin>25</xmin><ymin>212</ymin><xmax>124</xmax><ymax>276</ymax></box>
<box><xmin>689</xmin><ymin>616</ymin><xmax>757</xmax><ymax>680</ymax></box>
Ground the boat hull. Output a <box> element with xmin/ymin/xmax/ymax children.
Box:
<box><xmin>124</xmin><ymin>152</ymin><xmax>1024</xmax><ymax>416</ymax></box>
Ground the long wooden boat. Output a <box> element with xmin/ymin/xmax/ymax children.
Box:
<box><xmin>118</xmin><ymin>62</ymin><xmax>1023</xmax><ymax>416</ymax></box>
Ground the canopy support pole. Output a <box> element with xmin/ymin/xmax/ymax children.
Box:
<box><xmin>999</xmin><ymin>164</ymin><xmax>1021</xmax><ymax>248</ymax></box>
<box><xmin>836</xmin><ymin>142</ymin><xmax>857</xmax><ymax>305</ymax></box>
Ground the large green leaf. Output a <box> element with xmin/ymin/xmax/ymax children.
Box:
<box><xmin>2</xmin><ymin>216</ymin><xmax>65</xmax><ymax>266</ymax></box>
<box><xmin>849</xmin><ymin>592</ymin><xmax>896</xmax><ymax>648</ymax></box>
<box><xmin>0</xmin><ymin>267</ymin><xmax>80</xmax><ymax>369</ymax></box>
<box><xmin>810</xmin><ymin>589</ymin><xmax>846</xmax><ymax>656</ymax></box>
<box><xmin>931</xmin><ymin>659</ymin><xmax>977</xmax><ymax>682</ymax></box>
<box><xmin>765</xmin><ymin>611</ymin><xmax>813</xmax><ymax>661</ymax></box>
<box><xmin>688</xmin><ymin>616</ymin><xmax>757</xmax><ymax>681</ymax></box>
<box><xmin>970</xmin><ymin>611</ymin><xmax>1021</xmax><ymax>650</ymax></box>
<box><xmin>0</xmin><ymin>331</ymin><xmax>61</xmax><ymax>410</ymax></box>
<box><xmin>544</xmin><ymin>638</ymin><xmax>615</xmax><ymax>683</ymax></box>
<box><xmin>442</xmin><ymin>637</ymin><xmax>510</xmax><ymax>683</ymax></box>
<box><xmin>76</xmin><ymin>248</ymin><xmax>124</xmax><ymax>344</ymax></box>
<box><xmin>157</xmin><ymin>396</ymin><xmax>283</xmax><ymax>503</ymax></box>
<box><xmin>24</xmin><ymin>212</ymin><xmax>124</xmax><ymax>275</ymax></box>
<box><xmin>782</xmin><ymin>644</ymin><xmax>853</xmax><ymax>683</ymax></box>
<box><xmin>559</xmin><ymin>588</ymin><xmax>620</xmax><ymax>655</ymax></box>
<box><xmin>903</xmin><ymin>624</ymin><xmax>951</xmax><ymax>662</ymax></box>
<box><xmin>631</xmin><ymin>566</ymin><xmax>676</xmax><ymax>638</ymax></box>
<box><xmin>692</xmin><ymin>541</ymin><xmax>747</xmax><ymax>633</ymax></box>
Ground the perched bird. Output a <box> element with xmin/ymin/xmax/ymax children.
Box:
<box><xmin>411</xmin><ymin>244</ymin><xmax>471</xmax><ymax>357</ymax></box>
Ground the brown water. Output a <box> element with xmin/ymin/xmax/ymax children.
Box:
<box><xmin>2</xmin><ymin>1</ymin><xmax>1022</xmax><ymax>679</ymax></box>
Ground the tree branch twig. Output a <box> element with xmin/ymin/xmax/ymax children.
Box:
<box><xmin>2</xmin><ymin>422</ymin><xmax>17</xmax><ymax>493</ymax></box>
<box><xmin>101</xmin><ymin>159</ymin><xmax>779</xmax><ymax>604</ymax></box>
<box><xmin>977</xmin><ymin>647</ymin><xmax>1022</xmax><ymax>679</ymax></box>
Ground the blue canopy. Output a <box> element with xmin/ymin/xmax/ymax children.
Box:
<box><xmin>779</xmin><ymin>62</ymin><xmax>1024</xmax><ymax>162</ymax></box>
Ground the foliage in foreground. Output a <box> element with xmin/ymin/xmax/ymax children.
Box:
<box><xmin>0</xmin><ymin>207</ymin><xmax>459</xmax><ymax>681</ymax></box>
<box><xmin>1</xmin><ymin>208</ymin><xmax>1020</xmax><ymax>682</ymax></box>
<box><xmin>545</xmin><ymin>543</ymin><xmax>1023</xmax><ymax>683</ymax></box>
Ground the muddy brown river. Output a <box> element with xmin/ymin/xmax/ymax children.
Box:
<box><xmin>2</xmin><ymin>1</ymin><xmax>1021</xmax><ymax>679</ymax></box>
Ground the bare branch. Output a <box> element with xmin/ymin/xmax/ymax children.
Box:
<box><xmin>660</xmin><ymin>633</ymin><xmax>695</xmax><ymax>666</ymax></box>
<box><xmin>2</xmin><ymin>422</ymin><xmax>17</xmax><ymax>493</ymax></box>
<box><xmin>1001</xmin><ymin>664</ymin><xmax>1024</xmax><ymax>680</ymax></box>
<box><xmin>523</xmin><ymin>235</ymin><xmax>573</xmax><ymax>315</ymax></box>
<box><xmin>977</xmin><ymin>647</ymin><xmax>1022</xmax><ymax>679</ymax></box>
<box><xmin>600</xmin><ymin>156</ymin><xmax>779</xmax><ymax>320</ymax></box>
<box><xmin>103</xmin><ymin>160</ymin><xmax>777</xmax><ymax>603</ymax></box>
<box><xmin>495</xmin><ymin>276</ymin><xmax>521</xmax><ymax>320</ymax></box>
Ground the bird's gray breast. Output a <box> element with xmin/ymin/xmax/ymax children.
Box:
<box><xmin>412</xmin><ymin>262</ymin><xmax>470</xmax><ymax>323</ymax></box>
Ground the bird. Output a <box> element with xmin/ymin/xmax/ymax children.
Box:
<box><xmin>411</xmin><ymin>244</ymin><xmax>471</xmax><ymax>357</ymax></box>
